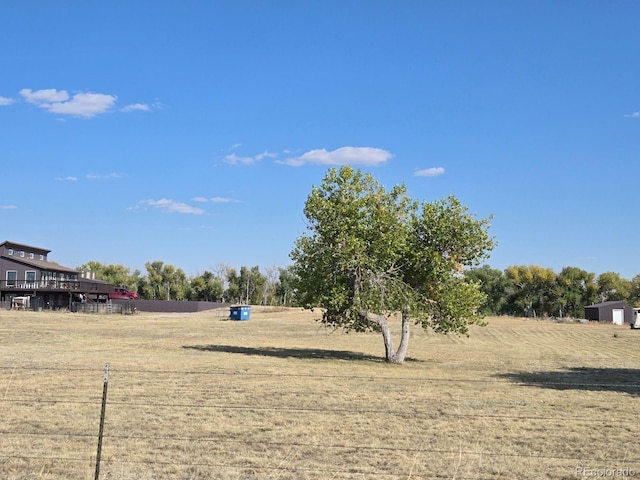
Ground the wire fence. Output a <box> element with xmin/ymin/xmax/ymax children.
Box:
<box><xmin>1</xmin><ymin>364</ymin><xmax>639</xmax><ymax>479</ymax></box>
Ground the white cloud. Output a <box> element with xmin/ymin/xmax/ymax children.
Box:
<box><xmin>224</xmin><ymin>153</ymin><xmax>256</xmax><ymax>165</ymax></box>
<box><xmin>625</xmin><ymin>112</ymin><xmax>640</xmax><ymax>118</ymax></box>
<box><xmin>229</xmin><ymin>143</ymin><xmax>242</xmax><ymax>150</ymax></box>
<box><xmin>86</xmin><ymin>173</ymin><xmax>121</xmax><ymax>180</ymax></box>
<box><xmin>20</xmin><ymin>88</ymin><xmax>70</xmax><ymax>104</ymax></box>
<box><xmin>19</xmin><ymin>88</ymin><xmax>117</xmax><ymax>118</ymax></box>
<box><xmin>55</xmin><ymin>176</ymin><xmax>78</xmax><ymax>182</ymax></box>
<box><xmin>0</xmin><ymin>205</ymin><xmax>17</xmax><ymax>210</ymax></box>
<box><xmin>256</xmin><ymin>151</ymin><xmax>277</xmax><ymax>161</ymax></box>
<box><xmin>141</xmin><ymin>199</ymin><xmax>205</xmax><ymax>215</ymax></box>
<box><xmin>224</xmin><ymin>150</ymin><xmax>276</xmax><ymax>165</ymax></box>
<box><xmin>193</xmin><ymin>196</ymin><xmax>240</xmax><ymax>203</ymax></box>
<box><xmin>0</xmin><ymin>96</ymin><xmax>15</xmax><ymax>106</ymax></box>
<box><xmin>121</xmin><ymin>103</ymin><xmax>150</xmax><ymax>112</ymax></box>
<box><xmin>48</xmin><ymin>92</ymin><xmax>116</xmax><ymax>117</ymax></box>
<box><xmin>280</xmin><ymin>146</ymin><xmax>392</xmax><ymax>167</ymax></box>
<box><xmin>415</xmin><ymin>167</ymin><xmax>445</xmax><ymax>177</ymax></box>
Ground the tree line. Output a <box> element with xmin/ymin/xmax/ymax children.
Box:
<box><xmin>466</xmin><ymin>265</ymin><xmax>640</xmax><ymax>318</ymax></box>
<box><xmin>78</xmin><ymin>259</ymin><xmax>639</xmax><ymax>318</ymax></box>
<box><xmin>77</xmin><ymin>260</ymin><xmax>299</xmax><ymax>306</ymax></box>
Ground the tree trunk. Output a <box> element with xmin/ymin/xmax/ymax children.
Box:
<box><xmin>378</xmin><ymin>313</ymin><xmax>410</xmax><ymax>364</ymax></box>
<box><xmin>379</xmin><ymin>320</ymin><xmax>396</xmax><ymax>362</ymax></box>
<box><xmin>361</xmin><ymin>311</ymin><xmax>411</xmax><ymax>364</ymax></box>
<box><xmin>395</xmin><ymin>312</ymin><xmax>411</xmax><ymax>361</ymax></box>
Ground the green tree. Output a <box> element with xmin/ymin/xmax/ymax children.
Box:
<box><xmin>276</xmin><ymin>266</ymin><xmax>299</xmax><ymax>306</ymax></box>
<box><xmin>77</xmin><ymin>261</ymin><xmax>142</xmax><ymax>291</ymax></box>
<box><xmin>143</xmin><ymin>261</ymin><xmax>188</xmax><ymax>300</ymax></box>
<box><xmin>291</xmin><ymin>166</ymin><xmax>494</xmax><ymax>364</ymax></box>
<box><xmin>189</xmin><ymin>271</ymin><xmax>224</xmax><ymax>301</ymax></box>
<box><xmin>552</xmin><ymin>267</ymin><xmax>597</xmax><ymax>318</ymax></box>
<box><xmin>628</xmin><ymin>274</ymin><xmax>640</xmax><ymax>307</ymax></box>
<box><xmin>464</xmin><ymin>265</ymin><xmax>510</xmax><ymax>315</ymax></box>
<box><xmin>596</xmin><ymin>272</ymin><xmax>630</xmax><ymax>303</ymax></box>
<box><xmin>505</xmin><ymin>265</ymin><xmax>556</xmax><ymax>317</ymax></box>
<box><xmin>239</xmin><ymin>266</ymin><xmax>266</xmax><ymax>305</ymax></box>
<box><xmin>224</xmin><ymin>268</ymin><xmax>241</xmax><ymax>304</ymax></box>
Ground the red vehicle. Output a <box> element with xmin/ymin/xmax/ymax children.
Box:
<box><xmin>109</xmin><ymin>287</ymin><xmax>139</xmax><ymax>300</ymax></box>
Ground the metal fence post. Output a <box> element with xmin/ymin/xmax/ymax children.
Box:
<box><xmin>94</xmin><ymin>363</ymin><xmax>110</xmax><ymax>480</ymax></box>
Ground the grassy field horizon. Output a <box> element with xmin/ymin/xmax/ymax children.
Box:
<box><xmin>1</xmin><ymin>307</ymin><xmax>639</xmax><ymax>479</ymax></box>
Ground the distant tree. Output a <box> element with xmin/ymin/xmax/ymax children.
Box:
<box><xmin>276</xmin><ymin>266</ymin><xmax>298</xmax><ymax>306</ymax></box>
<box><xmin>136</xmin><ymin>277</ymin><xmax>154</xmax><ymax>300</ymax></box>
<box><xmin>291</xmin><ymin>166</ymin><xmax>494</xmax><ymax>364</ymax></box>
<box><xmin>628</xmin><ymin>274</ymin><xmax>640</xmax><ymax>307</ymax></box>
<box><xmin>225</xmin><ymin>268</ymin><xmax>241</xmax><ymax>304</ymax></box>
<box><xmin>77</xmin><ymin>261</ymin><xmax>142</xmax><ymax>290</ymax></box>
<box><xmin>143</xmin><ymin>261</ymin><xmax>163</xmax><ymax>299</ymax></box>
<box><xmin>222</xmin><ymin>266</ymin><xmax>266</xmax><ymax>304</ymax></box>
<box><xmin>168</xmin><ymin>265</ymin><xmax>188</xmax><ymax>300</ymax></box>
<box><xmin>505</xmin><ymin>265</ymin><xmax>556</xmax><ymax>317</ymax></box>
<box><xmin>262</xmin><ymin>265</ymin><xmax>280</xmax><ymax>306</ymax></box>
<box><xmin>189</xmin><ymin>271</ymin><xmax>224</xmax><ymax>301</ymax></box>
<box><xmin>596</xmin><ymin>272</ymin><xmax>630</xmax><ymax>303</ymax></box>
<box><xmin>552</xmin><ymin>267</ymin><xmax>597</xmax><ymax>318</ymax></box>
<box><xmin>464</xmin><ymin>265</ymin><xmax>510</xmax><ymax>315</ymax></box>
<box><xmin>212</xmin><ymin>263</ymin><xmax>231</xmax><ymax>291</ymax></box>
<box><xmin>239</xmin><ymin>266</ymin><xmax>266</xmax><ymax>305</ymax></box>
<box><xmin>143</xmin><ymin>261</ymin><xmax>187</xmax><ymax>300</ymax></box>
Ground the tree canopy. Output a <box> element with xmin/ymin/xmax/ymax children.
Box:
<box><xmin>290</xmin><ymin>166</ymin><xmax>495</xmax><ymax>363</ymax></box>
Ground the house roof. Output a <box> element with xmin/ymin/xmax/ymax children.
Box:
<box><xmin>0</xmin><ymin>240</ymin><xmax>79</xmax><ymax>274</ymax></box>
<box><xmin>0</xmin><ymin>240</ymin><xmax>51</xmax><ymax>254</ymax></box>
<box><xmin>0</xmin><ymin>253</ymin><xmax>79</xmax><ymax>274</ymax></box>
<box><xmin>585</xmin><ymin>300</ymin><xmax>629</xmax><ymax>308</ymax></box>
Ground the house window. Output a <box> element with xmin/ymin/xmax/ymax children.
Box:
<box><xmin>25</xmin><ymin>271</ymin><xmax>36</xmax><ymax>282</ymax></box>
<box><xmin>29</xmin><ymin>253</ymin><xmax>34</xmax><ymax>259</ymax></box>
<box><xmin>8</xmin><ymin>249</ymin><xmax>13</xmax><ymax>255</ymax></box>
<box><xmin>40</xmin><ymin>255</ymin><xmax>44</xmax><ymax>261</ymax></box>
<box><xmin>19</xmin><ymin>251</ymin><xmax>24</xmax><ymax>257</ymax></box>
<box><xmin>6</xmin><ymin>271</ymin><xmax>17</xmax><ymax>286</ymax></box>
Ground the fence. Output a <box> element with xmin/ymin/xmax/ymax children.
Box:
<box><xmin>1</xmin><ymin>364</ymin><xmax>639</xmax><ymax>479</ymax></box>
<box><xmin>1</xmin><ymin>299</ymin><xmax>136</xmax><ymax>314</ymax></box>
<box><xmin>70</xmin><ymin>301</ymin><xmax>136</xmax><ymax>315</ymax></box>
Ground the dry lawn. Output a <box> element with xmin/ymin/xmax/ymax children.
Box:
<box><xmin>1</xmin><ymin>307</ymin><xmax>639</xmax><ymax>479</ymax></box>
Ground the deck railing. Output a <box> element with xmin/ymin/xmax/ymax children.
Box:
<box><xmin>0</xmin><ymin>279</ymin><xmax>112</xmax><ymax>294</ymax></box>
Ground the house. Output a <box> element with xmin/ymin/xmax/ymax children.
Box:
<box><xmin>0</xmin><ymin>241</ymin><xmax>114</xmax><ymax>310</ymax></box>
<box><xmin>584</xmin><ymin>300</ymin><xmax>633</xmax><ymax>325</ymax></box>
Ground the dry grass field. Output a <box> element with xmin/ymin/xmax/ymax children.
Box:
<box><xmin>1</xmin><ymin>307</ymin><xmax>639</xmax><ymax>479</ymax></box>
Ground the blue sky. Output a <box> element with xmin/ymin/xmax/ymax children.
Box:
<box><xmin>1</xmin><ymin>1</ymin><xmax>639</xmax><ymax>279</ymax></box>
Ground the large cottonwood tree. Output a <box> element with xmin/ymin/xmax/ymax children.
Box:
<box><xmin>291</xmin><ymin>166</ymin><xmax>494</xmax><ymax>363</ymax></box>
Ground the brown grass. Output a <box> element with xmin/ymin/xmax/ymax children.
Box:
<box><xmin>1</xmin><ymin>307</ymin><xmax>639</xmax><ymax>479</ymax></box>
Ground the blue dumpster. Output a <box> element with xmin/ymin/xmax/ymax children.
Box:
<box><xmin>230</xmin><ymin>305</ymin><xmax>251</xmax><ymax>321</ymax></box>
